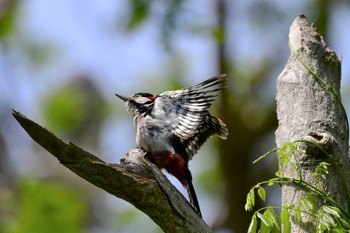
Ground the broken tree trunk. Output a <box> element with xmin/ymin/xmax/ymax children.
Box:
<box><xmin>275</xmin><ymin>15</ymin><xmax>350</xmax><ymax>232</ymax></box>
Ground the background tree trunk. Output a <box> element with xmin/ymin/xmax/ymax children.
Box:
<box><xmin>275</xmin><ymin>15</ymin><xmax>350</xmax><ymax>232</ymax></box>
<box><xmin>215</xmin><ymin>1</ymin><xmax>277</xmax><ymax>231</ymax></box>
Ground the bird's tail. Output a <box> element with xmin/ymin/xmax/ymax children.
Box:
<box><xmin>184</xmin><ymin>169</ymin><xmax>202</xmax><ymax>218</ymax></box>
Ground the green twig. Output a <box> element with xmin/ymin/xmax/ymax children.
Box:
<box><xmin>288</xmin><ymin>40</ymin><xmax>349</xmax><ymax>138</ymax></box>
<box><xmin>253</xmin><ymin>148</ymin><xmax>279</xmax><ymax>164</ymax></box>
<box><xmin>295</xmin><ymin>139</ymin><xmax>350</xmax><ymax>208</ymax></box>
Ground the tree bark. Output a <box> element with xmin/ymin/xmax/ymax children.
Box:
<box><xmin>12</xmin><ymin>110</ymin><xmax>213</xmax><ymax>233</ymax></box>
<box><xmin>276</xmin><ymin>15</ymin><xmax>350</xmax><ymax>232</ymax></box>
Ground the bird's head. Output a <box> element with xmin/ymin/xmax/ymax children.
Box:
<box><xmin>115</xmin><ymin>92</ymin><xmax>155</xmax><ymax>117</ymax></box>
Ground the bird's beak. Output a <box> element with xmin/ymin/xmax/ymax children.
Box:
<box><xmin>115</xmin><ymin>93</ymin><xmax>129</xmax><ymax>102</ymax></box>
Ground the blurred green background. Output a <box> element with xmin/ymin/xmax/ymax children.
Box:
<box><xmin>1</xmin><ymin>0</ymin><xmax>350</xmax><ymax>232</ymax></box>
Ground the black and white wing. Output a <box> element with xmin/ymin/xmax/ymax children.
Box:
<box><xmin>155</xmin><ymin>74</ymin><xmax>229</xmax><ymax>158</ymax></box>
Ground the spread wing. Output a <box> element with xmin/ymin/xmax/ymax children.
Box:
<box><xmin>156</xmin><ymin>74</ymin><xmax>228</xmax><ymax>158</ymax></box>
<box><xmin>183</xmin><ymin>114</ymin><xmax>227</xmax><ymax>158</ymax></box>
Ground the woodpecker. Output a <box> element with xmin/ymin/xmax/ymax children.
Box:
<box><xmin>115</xmin><ymin>74</ymin><xmax>228</xmax><ymax>217</ymax></box>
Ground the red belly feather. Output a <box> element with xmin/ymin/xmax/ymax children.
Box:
<box><xmin>149</xmin><ymin>151</ymin><xmax>187</xmax><ymax>186</ymax></box>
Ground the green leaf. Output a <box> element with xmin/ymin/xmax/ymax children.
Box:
<box><xmin>257</xmin><ymin>212</ymin><xmax>269</xmax><ymax>226</ymax></box>
<box><xmin>0</xmin><ymin>0</ymin><xmax>17</xmax><ymax>37</ymax></box>
<box><xmin>43</xmin><ymin>87</ymin><xmax>85</xmax><ymax>133</ymax></box>
<box><xmin>262</xmin><ymin>208</ymin><xmax>281</xmax><ymax>233</ymax></box>
<box><xmin>280</xmin><ymin>209</ymin><xmax>291</xmax><ymax>233</ymax></box>
<box><xmin>321</xmin><ymin>211</ymin><xmax>336</xmax><ymax>226</ymax></box>
<box><xmin>322</xmin><ymin>206</ymin><xmax>340</xmax><ymax>218</ymax></box>
<box><xmin>319</xmin><ymin>209</ymin><xmax>335</xmax><ymax>231</ymax></box>
<box><xmin>278</xmin><ymin>142</ymin><xmax>297</xmax><ymax>166</ymax></box>
<box><xmin>294</xmin><ymin>207</ymin><xmax>301</xmax><ymax>223</ymax></box>
<box><xmin>247</xmin><ymin>214</ymin><xmax>258</xmax><ymax>233</ymax></box>
<box><xmin>245</xmin><ymin>188</ymin><xmax>255</xmax><ymax>211</ymax></box>
<box><xmin>268</xmin><ymin>178</ymin><xmax>278</xmax><ymax>186</ymax></box>
<box><xmin>211</xmin><ymin>27</ymin><xmax>224</xmax><ymax>44</ymax></box>
<box><xmin>277</xmin><ymin>142</ymin><xmax>298</xmax><ymax>176</ymax></box>
<box><xmin>7</xmin><ymin>180</ymin><xmax>86</xmax><ymax>233</ymax></box>
<box><xmin>330</xmin><ymin>227</ymin><xmax>346</xmax><ymax>233</ymax></box>
<box><xmin>306</xmin><ymin>194</ymin><xmax>317</xmax><ymax>215</ymax></box>
<box><xmin>301</xmin><ymin>194</ymin><xmax>316</xmax><ymax>216</ymax></box>
<box><xmin>338</xmin><ymin>217</ymin><xmax>350</xmax><ymax>229</ymax></box>
<box><xmin>313</xmin><ymin>162</ymin><xmax>330</xmax><ymax>181</ymax></box>
<box><xmin>127</xmin><ymin>0</ymin><xmax>151</xmax><ymax>29</ymax></box>
<box><xmin>266</xmin><ymin>208</ymin><xmax>280</xmax><ymax>231</ymax></box>
<box><xmin>257</xmin><ymin>185</ymin><xmax>266</xmax><ymax>202</ymax></box>
<box><xmin>257</xmin><ymin>212</ymin><xmax>273</xmax><ymax>232</ymax></box>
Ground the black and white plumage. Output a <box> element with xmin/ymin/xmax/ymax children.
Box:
<box><xmin>116</xmin><ymin>74</ymin><xmax>228</xmax><ymax>217</ymax></box>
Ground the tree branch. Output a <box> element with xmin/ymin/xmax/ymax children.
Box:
<box><xmin>276</xmin><ymin>15</ymin><xmax>350</xmax><ymax>232</ymax></box>
<box><xmin>12</xmin><ymin>110</ymin><xmax>213</xmax><ymax>233</ymax></box>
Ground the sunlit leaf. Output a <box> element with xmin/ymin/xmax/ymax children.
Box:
<box><xmin>313</xmin><ymin>162</ymin><xmax>330</xmax><ymax>181</ymax></box>
<box><xmin>259</xmin><ymin>211</ymin><xmax>273</xmax><ymax>233</ymax></box>
<box><xmin>318</xmin><ymin>207</ymin><xmax>336</xmax><ymax>231</ymax></box>
<box><xmin>305</xmin><ymin>194</ymin><xmax>317</xmax><ymax>215</ymax></box>
<box><xmin>245</xmin><ymin>188</ymin><xmax>255</xmax><ymax>211</ymax></box>
<box><xmin>321</xmin><ymin>210</ymin><xmax>336</xmax><ymax>226</ymax></box>
<box><xmin>247</xmin><ymin>214</ymin><xmax>258</xmax><ymax>233</ymax></box>
<box><xmin>300</xmin><ymin>194</ymin><xmax>316</xmax><ymax>216</ymax></box>
<box><xmin>257</xmin><ymin>212</ymin><xmax>269</xmax><ymax>226</ymax></box>
<box><xmin>294</xmin><ymin>206</ymin><xmax>301</xmax><ymax>223</ymax></box>
<box><xmin>258</xmin><ymin>185</ymin><xmax>266</xmax><ymax>202</ymax></box>
<box><xmin>266</xmin><ymin>208</ymin><xmax>280</xmax><ymax>231</ymax></box>
<box><xmin>322</xmin><ymin>206</ymin><xmax>340</xmax><ymax>218</ymax></box>
<box><xmin>280</xmin><ymin>209</ymin><xmax>291</xmax><ymax>233</ymax></box>
<box><xmin>278</xmin><ymin>142</ymin><xmax>298</xmax><ymax>175</ymax></box>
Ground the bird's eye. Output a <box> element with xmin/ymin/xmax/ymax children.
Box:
<box><xmin>133</xmin><ymin>93</ymin><xmax>155</xmax><ymax>100</ymax></box>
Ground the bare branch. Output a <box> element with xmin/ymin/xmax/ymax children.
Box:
<box><xmin>12</xmin><ymin>110</ymin><xmax>213</xmax><ymax>233</ymax></box>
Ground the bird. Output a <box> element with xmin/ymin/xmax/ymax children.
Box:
<box><xmin>115</xmin><ymin>74</ymin><xmax>228</xmax><ymax>217</ymax></box>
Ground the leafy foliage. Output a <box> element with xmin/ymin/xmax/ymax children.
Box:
<box><xmin>127</xmin><ymin>0</ymin><xmax>151</xmax><ymax>29</ymax></box>
<box><xmin>42</xmin><ymin>79</ymin><xmax>108</xmax><ymax>136</ymax></box>
<box><xmin>4</xmin><ymin>180</ymin><xmax>86</xmax><ymax>233</ymax></box>
<box><xmin>0</xmin><ymin>0</ymin><xmax>18</xmax><ymax>37</ymax></box>
<box><xmin>246</xmin><ymin>141</ymin><xmax>350</xmax><ymax>233</ymax></box>
<box><xmin>126</xmin><ymin>0</ymin><xmax>188</xmax><ymax>50</ymax></box>
<box><xmin>313</xmin><ymin>162</ymin><xmax>330</xmax><ymax>185</ymax></box>
<box><xmin>43</xmin><ymin>87</ymin><xmax>85</xmax><ymax>133</ymax></box>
